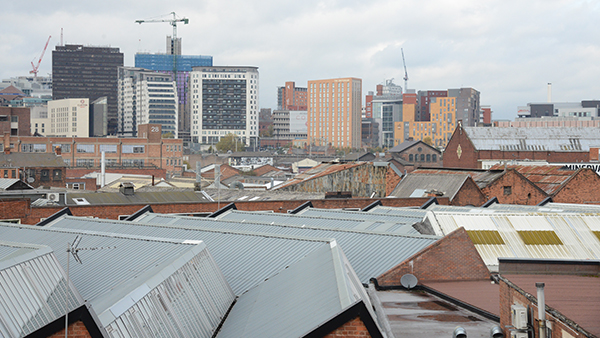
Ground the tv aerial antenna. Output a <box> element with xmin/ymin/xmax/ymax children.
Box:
<box><xmin>64</xmin><ymin>235</ymin><xmax>115</xmax><ymax>337</ymax></box>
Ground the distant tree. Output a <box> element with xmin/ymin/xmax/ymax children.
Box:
<box><xmin>260</xmin><ymin>125</ymin><xmax>274</xmax><ymax>137</ymax></box>
<box><xmin>423</xmin><ymin>136</ymin><xmax>433</xmax><ymax>146</ymax></box>
<box><xmin>216</xmin><ymin>133</ymin><xmax>245</xmax><ymax>152</ymax></box>
<box><xmin>207</xmin><ymin>146</ymin><xmax>214</xmax><ymax>154</ymax></box>
<box><xmin>162</xmin><ymin>131</ymin><xmax>175</xmax><ymax>139</ymax></box>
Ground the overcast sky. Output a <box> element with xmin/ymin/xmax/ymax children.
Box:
<box><xmin>2</xmin><ymin>0</ymin><xmax>600</xmax><ymax>120</ymax></box>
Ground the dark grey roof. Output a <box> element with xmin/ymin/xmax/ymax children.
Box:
<box><xmin>65</xmin><ymin>190</ymin><xmax>211</xmax><ymax>205</ymax></box>
<box><xmin>463</xmin><ymin>126</ymin><xmax>600</xmax><ymax>151</ymax></box>
<box><xmin>388</xmin><ymin>140</ymin><xmax>420</xmax><ymax>153</ymax></box>
<box><xmin>0</xmin><ymin>178</ymin><xmax>33</xmax><ymax>190</ymax></box>
<box><xmin>388</xmin><ymin>174</ymin><xmax>470</xmax><ymax>200</ymax></box>
<box><xmin>0</xmin><ymin>153</ymin><xmax>66</xmax><ymax>168</ymax></box>
<box><xmin>217</xmin><ymin>242</ymin><xmax>381</xmax><ymax>338</ymax></box>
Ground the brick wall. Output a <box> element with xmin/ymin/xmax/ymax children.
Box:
<box><xmin>451</xmin><ymin>176</ymin><xmax>487</xmax><ymax>206</ymax></box>
<box><xmin>443</xmin><ymin>125</ymin><xmax>479</xmax><ymax>168</ymax></box>
<box><xmin>385</xmin><ymin>166</ymin><xmax>402</xmax><ymax>196</ymax></box>
<box><xmin>482</xmin><ymin>169</ymin><xmax>547</xmax><ymax>205</ymax></box>
<box><xmin>552</xmin><ymin>169</ymin><xmax>600</xmax><ymax>204</ymax></box>
<box><xmin>4</xmin><ymin>196</ymin><xmax>450</xmax><ymax>225</ymax></box>
<box><xmin>47</xmin><ymin>320</ymin><xmax>92</xmax><ymax>338</ymax></box>
<box><xmin>324</xmin><ymin>316</ymin><xmax>372</xmax><ymax>337</ymax></box>
<box><xmin>498</xmin><ymin>277</ymin><xmax>585</xmax><ymax>338</ymax></box>
<box><xmin>377</xmin><ymin>227</ymin><xmax>490</xmax><ymax>285</ymax></box>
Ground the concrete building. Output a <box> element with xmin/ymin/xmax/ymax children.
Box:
<box><xmin>52</xmin><ymin>45</ymin><xmax>123</xmax><ymax>135</ymax></box>
<box><xmin>0</xmin><ymin>75</ymin><xmax>52</xmax><ymax>99</ymax></box>
<box><xmin>43</xmin><ymin>98</ymin><xmax>90</xmax><ymax>137</ymax></box>
<box><xmin>134</xmin><ymin>52</ymin><xmax>212</xmax><ymax>140</ymax></box>
<box><xmin>449</xmin><ymin>87</ymin><xmax>480</xmax><ymax>126</ymax></box>
<box><xmin>118</xmin><ymin>67</ymin><xmax>178</xmax><ymax>138</ymax></box>
<box><xmin>308</xmin><ymin>77</ymin><xmax>362</xmax><ymax>149</ymax></box>
<box><xmin>90</xmin><ymin>96</ymin><xmax>108</xmax><ymax>137</ymax></box>
<box><xmin>272</xmin><ymin>110</ymin><xmax>307</xmax><ymax>141</ymax></box>
<box><xmin>277</xmin><ymin>81</ymin><xmax>307</xmax><ymax>110</ymax></box>
<box><xmin>189</xmin><ymin>66</ymin><xmax>259</xmax><ymax>148</ymax></box>
<box><xmin>517</xmin><ymin>100</ymin><xmax>600</xmax><ymax>119</ymax></box>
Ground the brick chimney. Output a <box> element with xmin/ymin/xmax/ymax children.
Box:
<box><xmin>55</xmin><ymin>146</ymin><xmax>61</xmax><ymax>156</ymax></box>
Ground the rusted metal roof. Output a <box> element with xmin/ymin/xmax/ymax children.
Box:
<box><xmin>489</xmin><ymin>165</ymin><xmax>575</xmax><ymax>194</ymax></box>
<box><xmin>412</xmin><ymin>168</ymin><xmax>505</xmax><ymax>189</ymax></box>
<box><xmin>275</xmin><ymin>162</ymin><xmax>367</xmax><ymax>190</ymax></box>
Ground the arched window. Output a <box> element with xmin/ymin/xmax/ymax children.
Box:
<box><xmin>420</xmin><ymin>154</ymin><xmax>425</xmax><ymax>161</ymax></box>
<box><xmin>409</xmin><ymin>154</ymin><xmax>414</xmax><ymax>161</ymax></box>
<box><xmin>432</xmin><ymin>154</ymin><xmax>437</xmax><ymax>162</ymax></box>
<box><xmin>426</xmin><ymin>154</ymin><xmax>431</xmax><ymax>162</ymax></box>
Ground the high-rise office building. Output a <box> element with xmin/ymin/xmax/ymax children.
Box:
<box><xmin>308</xmin><ymin>77</ymin><xmax>362</xmax><ymax>148</ymax></box>
<box><xmin>135</xmin><ymin>53</ymin><xmax>212</xmax><ymax>140</ymax></box>
<box><xmin>52</xmin><ymin>45</ymin><xmax>123</xmax><ymax>135</ymax></box>
<box><xmin>118</xmin><ymin>67</ymin><xmax>178</xmax><ymax>138</ymax></box>
<box><xmin>277</xmin><ymin>81</ymin><xmax>307</xmax><ymax>110</ymax></box>
<box><xmin>189</xmin><ymin>66</ymin><xmax>259</xmax><ymax>148</ymax></box>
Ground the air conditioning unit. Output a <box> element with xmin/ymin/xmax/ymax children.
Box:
<box><xmin>511</xmin><ymin>304</ymin><xmax>527</xmax><ymax>330</ymax></box>
<box><xmin>46</xmin><ymin>193</ymin><xmax>60</xmax><ymax>202</ymax></box>
<box><xmin>510</xmin><ymin>332</ymin><xmax>527</xmax><ymax>338</ymax></box>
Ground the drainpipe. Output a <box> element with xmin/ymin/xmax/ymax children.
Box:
<box><xmin>536</xmin><ymin>282</ymin><xmax>546</xmax><ymax>338</ymax></box>
<box><xmin>101</xmin><ymin>151</ymin><xmax>105</xmax><ymax>187</ymax></box>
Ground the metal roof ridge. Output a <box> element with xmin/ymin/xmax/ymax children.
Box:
<box><xmin>302</xmin><ymin>207</ymin><xmax>423</xmax><ymax>219</ymax></box>
<box><xmin>158</xmin><ymin>212</ymin><xmax>440</xmax><ymax>240</ymax></box>
<box><xmin>0</xmin><ymin>241</ymin><xmax>54</xmax><ymax>270</ymax></box>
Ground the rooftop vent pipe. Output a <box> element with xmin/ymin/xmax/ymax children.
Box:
<box><xmin>453</xmin><ymin>326</ymin><xmax>467</xmax><ymax>338</ymax></box>
<box><xmin>536</xmin><ymin>282</ymin><xmax>546</xmax><ymax>338</ymax></box>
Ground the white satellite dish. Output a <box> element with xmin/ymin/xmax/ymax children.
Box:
<box><xmin>400</xmin><ymin>274</ymin><xmax>418</xmax><ymax>289</ymax></box>
<box><xmin>27</xmin><ymin>177</ymin><xmax>35</xmax><ymax>183</ymax></box>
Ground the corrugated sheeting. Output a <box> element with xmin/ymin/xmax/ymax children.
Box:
<box><xmin>49</xmin><ymin>216</ymin><xmax>328</xmax><ymax>295</ymax></box>
<box><xmin>411</xmin><ymin>168</ymin><xmax>505</xmax><ymax>189</ymax></box>
<box><xmin>463</xmin><ymin>127</ymin><xmax>600</xmax><ymax>152</ymax></box>
<box><xmin>218</xmin><ymin>242</ymin><xmax>379</xmax><ymax>338</ymax></box>
<box><xmin>137</xmin><ymin>212</ymin><xmax>439</xmax><ymax>285</ymax></box>
<box><xmin>0</xmin><ymin>242</ymin><xmax>82</xmax><ymax>338</ymax></box>
<box><xmin>0</xmin><ymin>223</ymin><xmax>235</xmax><ymax>338</ymax></box>
<box><xmin>367</xmin><ymin>206</ymin><xmax>430</xmax><ymax>219</ymax></box>
<box><xmin>388</xmin><ymin>174</ymin><xmax>468</xmax><ymax>200</ymax></box>
<box><xmin>488</xmin><ymin>202</ymin><xmax>600</xmax><ymax>213</ymax></box>
<box><xmin>426</xmin><ymin>212</ymin><xmax>600</xmax><ymax>269</ymax></box>
<box><xmin>0</xmin><ymin>178</ymin><xmax>30</xmax><ymax>191</ymax></box>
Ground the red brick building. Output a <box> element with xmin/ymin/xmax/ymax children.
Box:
<box><xmin>278</xmin><ymin>81</ymin><xmax>307</xmax><ymax>111</ymax></box>
<box><xmin>443</xmin><ymin>124</ymin><xmax>598</xmax><ymax>169</ymax></box>
<box><xmin>0</xmin><ymin>106</ymin><xmax>31</xmax><ymax>136</ymax></box>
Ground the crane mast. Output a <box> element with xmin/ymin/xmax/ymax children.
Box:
<box><xmin>30</xmin><ymin>36</ymin><xmax>51</xmax><ymax>78</ymax></box>
<box><xmin>401</xmin><ymin>48</ymin><xmax>408</xmax><ymax>92</ymax></box>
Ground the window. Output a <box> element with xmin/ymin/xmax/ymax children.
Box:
<box><xmin>53</xmin><ymin>144</ymin><xmax>71</xmax><ymax>153</ymax></box>
<box><xmin>122</xmin><ymin>145</ymin><xmax>145</xmax><ymax>153</ymax></box>
<box><xmin>99</xmin><ymin>144</ymin><xmax>117</xmax><ymax>153</ymax></box>
<box><xmin>432</xmin><ymin>154</ymin><xmax>437</xmax><ymax>162</ymax></box>
<box><xmin>22</xmin><ymin>144</ymin><xmax>46</xmax><ymax>153</ymax></box>
<box><xmin>426</xmin><ymin>154</ymin><xmax>431</xmax><ymax>162</ymax></box>
<box><xmin>10</xmin><ymin>116</ymin><xmax>18</xmax><ymax>123</ymax></box>
<box><xmin>53</xmin><ymin>169</ymin><xmax>62</xmax><ymax>180</ymax></box>
<box><xmin>409</xmin><ymin>154</ymin><xmax>414</xmax><ymax>162</ymax></box>
<box><xmin>11</xmin><ymin>170</ymin><xmax>15</xmax><ymax>178</ymax></box>
<box><xmin>122</xmin><ymin>159</ymin><xmax>145</xmax><ymax>167</ymax></box>
<box><xmin>77</xmin><ymin>144</ymin><xmax>95</xmax><ymax>153</ymax></box>
<box><xmin>504</xmin><ymin>186</ymin><xmax>512</xmax><ymax>195</ymax></box>
<box><xmin>41</xmin><ymin>170</ymin><xmax>49</xmax><ymax>181</ymax></box>
<box><xmin>420</xmin><ymin>154</ymin><xmax>425</xmax><ymax>161</ymax></box>
<box><xmin>3</xmin><ymin>170</ymin><xmax>7</xmax><ymax>178</ymax></box>
<box><xmin>76</xmin><ymin>159</ymin><xmax>95</xmax><ymax>167</ymax></box>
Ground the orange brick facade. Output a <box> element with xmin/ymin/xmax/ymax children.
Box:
<box><xmin>376</xmin><ymin>227</ymin><xmax>490</xmax><ymax>286</ymax></box>
<box><xmin>324</xmin><ymin>316</ymin><xmax>372</xmax><ymax>337</ymax></box>
<box><xmin>48</xmin><ymin>321</ymin><xmax>92</xmax><ymax>338</ymax></box>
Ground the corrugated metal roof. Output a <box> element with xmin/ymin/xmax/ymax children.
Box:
<box><xmin>48</xmin><ymin>216</ymin><xmax>329</xmax><ymax>295</ymax></box>
<box><xmin>233</xmin><ymin>208</ymin><xmax>421</xmax><ymax>234</ymax></box>
<box><xmin>0</xmin><ymin>223</ymin><xmax>234</xmax><ymax>337</ymax></box>
<box><xmin>388</xmin><ymin>174</ymin><xmax>469</xmax><ymax>200</ymax></box>
<box><xmin>140</xmin><ymin>211</ymin><xmax>439</xmax><ymax>284</ymax></box>
<box><xmin>65</xmin><ymin>190</ymin><xmax>211</xmax><ymax>205</ymax></box>
<box><xmin>0</xmin><ymin>178</ymin><xmax>32</xmax><ymax>191</ymax></box>
<box><xmin>218</xmin><ymin>242</ymin><xmax>379</xmax><ymax>338</ymax></box>
<box><xmin>275</xmin><ymin>162</ymin><xmax>367</xmax><ymax>190</ymax></box>
<box><xmin>0</xmin><ymin>241</ymin><xmax>83</xmax><ymax>338</ymax></box>
<box><xmin>425</xmin><ymin>211</ymin><xmax>600</xmax><ymax>269</ymax></box>
<box><xmin>367</xmin><ymin>206</ymin><xmax>430</xmax><ymax>218</ymax></box>
<box><xmin>411</xmin><ymin>168</ymin><xmax>505</xmax><ymax>189</ymax></box>
<box><xmin>464</xmin><ymin>127</ymin><xmax>600</xmax><ymax>152</ymax></box>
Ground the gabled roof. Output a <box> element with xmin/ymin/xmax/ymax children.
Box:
<box><xmin>250</xmin><ymin>164</ymin><xmax>283</xmax><ymax>176</ymax></box>
<box><xmin>0</xmin><ymin>153</ymin><xmax>66</xmax><ymax>168</ymax></box>
<box><xmin>489</xmin><ymin>165</ymin><xmax>575</xmax><ymax>194</ymax></box>
<box><xmin>217</xmin><ymin>242</ymin><xmax>382</xmax><ymax>338</ymax></box>
<box><xmin>388</xmin><ymin>173</ymin><xmax>470</xmax><ymax>200</ymax></box>
<box><xmin>0</xmin><ymin>241</ymin><xmax>84</xmax><ymax>338</ymax></box>
<box><xmin>0</xmin><ymin>178</ymin><xmax>33</xmax><ymax>190</ymax></box>
<box><xmin>201</xmin><ymin>163</ymin><xmax>241</xmax><ymax>181</ymax></box>
<box><xmin>463</xmin><ymin>127</ymin><xmax>600</xmax><ymax>152</ymax></box>
<box><xmin>0</xmin><ymin>222</ymin><xmax>235</xmax><ymax>337</ymax></box>
<box><xmin>0</xmin><ymin>85</ymin><xmax>26</xmax><ymax>101</ymax></box>
<box><xmin>389</xmin><ymin>140</ymin><xmax>440</xmax><ymax>154</ymax></box>
<box><xmin>411</xmin><ymin>168</ymin><xmax>505</xmax><ymax>189</ymax></box>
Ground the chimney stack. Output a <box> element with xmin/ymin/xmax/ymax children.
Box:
<box><xmin>536</xmin><ymin>282</ymin><xmax>546</xmax><ymax>338</ymax></box>
<box><xmin>55</xmin><ymin>146</ymin><xmax>61</xmax><ymax>155</ymax></box>
<box><xmin>547</xmin><ymin>83</ymin><xmax>552</xmax><ymax>103</ymax></box>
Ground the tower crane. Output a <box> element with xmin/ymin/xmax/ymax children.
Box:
<box><xmin>401</xmin><ymin>48</ymin><xmax>408</xmax><ymax>92</ymax></box>
<box><xmin>30</xmin><ymin>36</ymin><xmax>51</xmax><ymax>78</ymax></box>
<box><xmin>135</xmin><ymin>12</ymin><xmax>189</xmax><ymax>56</ymax></box>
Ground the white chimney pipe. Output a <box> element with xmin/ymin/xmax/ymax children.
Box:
<box><xmin>536</xmin><ymin>282</ymin><xmax>546</xmax><ymax>338</ymax></box>
<box><xmin>547</xmin><ymin>83</ymin><xmax>552</xmax><ymax>103</ymax></box>
<box><xmin>101</xmin><ymin>151</ymin><xmax>106</xmax><ymax>187</ymax></box>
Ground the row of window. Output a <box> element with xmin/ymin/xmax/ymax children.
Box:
<box><xmin>408</xmin><ymin>153</ymin><xmax>438</xmax><ymax>162</ymax></box>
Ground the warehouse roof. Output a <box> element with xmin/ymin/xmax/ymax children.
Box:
<box><xmin>217</xmin><ymin>242</ymin><xmax>383</xmax><ymax>338</ymax></box>
<box><xmin>463</xmin><ymin>126</ymin><xmax>600</xmax><ymax>152</ymax></box>
<box><xmin>388</xmin><ymin>173</ymin><xmax>470</xmax><ymax>200</ymax></box>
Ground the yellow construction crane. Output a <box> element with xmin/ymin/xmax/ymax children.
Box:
<box><xmin>136</xmin><ymin>12</ymin><xmax>189</xmax><ymax>55</ymax></box>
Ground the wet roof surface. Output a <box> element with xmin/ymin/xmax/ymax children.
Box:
<box><xmin>376</xmin><ymin>289</ymin><xmax>499</xmax><ymax>338</ymax></box>
<box><xmin>424</xmin><ymin>280</ymin><xmax>500</xmax><ymax>316</ymax></box>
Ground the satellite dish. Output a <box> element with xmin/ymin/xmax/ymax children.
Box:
<box><xmin>27</xmin><ymin>177</ymin><xmax>35</xmax><ymax>183</ymax></box>
<box><xmin>400</xmin><ymin>274</ymin><xmax>418</xmax><ymax>289</ymax></box>
<box><xmin>230</xmin><ymin>181</ymin><xmax>244</xmax><ymax>190</ymax></box>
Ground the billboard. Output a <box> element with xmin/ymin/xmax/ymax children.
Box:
<box><xmin>289</xmin><ymin>111</ymin><xmax>308</xmax><ymax>133</ymax></box>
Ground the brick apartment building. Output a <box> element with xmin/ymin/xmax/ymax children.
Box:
<box><xmin>1</xmin><ymin>124</ymin><xmax>184</xmax><ymax>176</ymax></box>
<box><xmin>0</xmin><ymin>106</ymin><xmax>31</xmax><ymax>136</ymax></box>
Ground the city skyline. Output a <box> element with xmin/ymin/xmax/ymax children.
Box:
<box><xmin>2</xmin><ymin>0</ymin><xmax>600</xmax><ymax>121</ymax></box>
